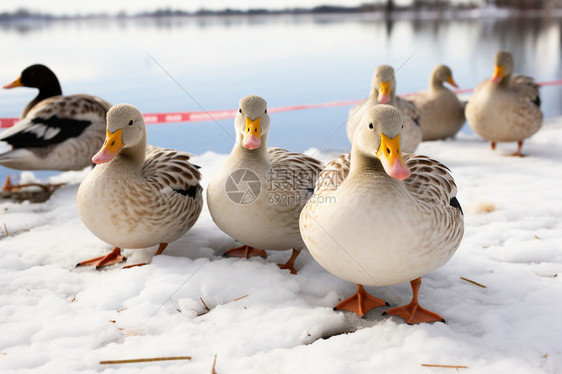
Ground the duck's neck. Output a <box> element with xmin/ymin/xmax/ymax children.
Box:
<box><xmin>230</xmin><ymin>134</ymin><xmax>269</xmax><ymax>165</ymax></box>
<box><xmin>498</xmin><ymin>73</ymin><xmax>512</xmax><ymax>88</ymax></box>
<box><xmin>22</xmin><ymin>80</ymin><xmax>62</xmax><ymax>118</ymax></box>
<box><xmin>111</xmin><ymin>134</ymin><xmax>147</xmax><ymax>173</ymax></box>
<box><xmin>349</xmin><ymin>145</ymin><xmax>387</xmax><ymax>180</ymax></box>
<box><xmin>429</xmin><ymin>75</ymin><xmax>444</xmax><ymax>93</ymax></box>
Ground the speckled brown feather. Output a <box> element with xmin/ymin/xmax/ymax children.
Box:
<box><xmin>314</xmin><ymin>153</ymin><xmax>459</xmax><ymax>210</ymax></box>
<box><xmin>268</xmin><ymin>147</ymin><xmax>324</xmax><ymax>195</ymax></box>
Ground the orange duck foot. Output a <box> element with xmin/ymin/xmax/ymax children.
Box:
<box><xmin>384</xmin><ymin>303</ymin><xmax>445</xmax><ymax>324</ymax></box>
<box><xmin>382</xmin><ymin>277</ymin><xmax>445</xmax><ymax>324</ymax></box>
<box><xmin>76</xmin><ymin>247</ymin><xmax>126</xmax><ymax>269</ymax></box>
<box><xmin>509</xmin><ymin>141</ymin><xmax>524</xmax><ymax>157</ymax></box>
<box><xmin>224</xmin><ymin>245</ymin><xmax>267</xmax><ymax>259</ymax></box>
<box><xmin>335</xmin><ymin>284</ymin><xmax>389</xmax><ymax>317</ymax></box>
<box><xmin>278</xmin><ymin>248</ymin><xmax>301</xmax><ymax>274</ymax></box>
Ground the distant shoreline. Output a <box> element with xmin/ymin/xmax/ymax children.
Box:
<box><xmin>1</xmin><ymin>4</ymin><xmax>561</xmax><ymax>22</ymax></box>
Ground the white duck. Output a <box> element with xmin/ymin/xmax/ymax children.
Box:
<box><xmin>407</xmin><ymin>65</ymin><xmax>466</xmax><ymax>141</ymax></box>
<box><xmin>465</xmin><ymin>50</ymin><xmax>542</xmax><ymax>156</ymax></box>
<box><xmin>1</xmin><ymin>64</ymin><xmax>109</xmax><ymax>172</ymax></box>
<box><xmin>301</xmin><ymin>105</ymin><xmax>464</xmax><ymax>324</ymax></box>
<box><xmin>77</xmin><ymin>104</ymin><xmax>203</xmax><ymax>268</ymax></box>
<box><xmin>347</xmin><ymin>65</ymin><xmax>422</xmax><ymax>153</ymax></box>
<box><xmin>207</xmin><ymin>95</ymin><xmax>324</xmax><ymax>274</ymax></box>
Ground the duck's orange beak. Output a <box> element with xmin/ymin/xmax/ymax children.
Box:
<box><xmin>447</xmin><ymin>75</ymin><xmax>459</xmax><ymax>88</ymax></box>
<box><xmin>378</xmin><ymin>81</ymin><xmax>391</xmax><ymax>104</ymax></box>
<box><xmin>92</xmin><ymin>128</ymin><xmax>124</xmax><ymax>164</ymax></box>
<box><xmin>242</xmin><ymin>117</ymin><xmax>262</xmax><ymax>150</ymax></box>
<box><xmin>3</xmin><ymin>76</ymin><xmax>23</xmax><ymax>89</ymax></box>
<box><xmin>376</xmin><ymin>133</ymin><xmax>410</xmax><ymax>181</ymax></box>
<box><xmin>491</xmin><ymin>65</ymin><xmax>504</xmax><ymax>83</ymax></box>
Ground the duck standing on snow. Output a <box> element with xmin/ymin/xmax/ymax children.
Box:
<box><xmin>301</xmin><ymin>105</ymin><xmax>464</xmax><ymax>324</ymax></box>
<box><xmin>0</xmin><ymin>64</ymin><xmax>109</xmax><ymax>173</ymax></box>
<box><xmin>465</xmin><ymin>50</ymin><xmax>542</xmax><ymax>156</ymax></box>
<box><xmin>77</xmin><ymin>104</ymin><xmax>203</xmax><ymax>268</ymax></box>
<box><xmin>347</xmin><ymin>65</ymin><xmax>422</xmax><ymax>153</ymax></box>
<box><xmin>207</xmin><ymin>95</ymin><xmax>324</xmax><ymax>274</ymax></box>
<box><xmin>407</xmin><ymin>65</ymin><xmax>466</xmax><ymax>141</ymax></box>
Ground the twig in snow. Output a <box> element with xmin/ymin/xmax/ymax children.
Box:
<box><xmin>460</xmin><ymin>277</ymin><xmax>487</xmax><ymax>288</ymax></box>
<box><xmin>421</xmin><ymin>364</ymin><xmax>468</xmax><ymax>369</ymax></box>
<box><xmin>3</xmin><ymin>223</ymin><xmax>8</xmax><ymax>237</ymax></box>
<box><xmin>211</xmin><ymin>354</ymin><xmax>218</xmax><ymax>374</ymax></box>
<box><xmin>234</xmin><ymin>294</ymin><xmax>248</xmax><ymax>301</ymax></box>
<box><xmin>200</xmin><ymin>297</ymin><xmax>211</xmax><ymax>312</ymax></box>
<box><xmin>100</xmin><ymin>356</ymin><xmax>192</xmax><ymax>365</ymax></box>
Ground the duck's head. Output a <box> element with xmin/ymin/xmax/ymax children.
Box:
<box><xmin>92</xmin><ymin>104</ymin><xmax>146</xmax><ymax>164</ymax></box>
<box><xmin>491</xmin><ymin>50</ymin><xmax>514</xmax><ymax>84</ymax></box>
<box><xmin>353</xmin><ymin>104</ymin><xmax>410</xmax><ymax>181</ymax></box>
<box><xmin>235</xmin><ymin>95</ymin><xmax>270</xmax><ymax>151</ymax></box>
<box><xmin>432</xmin><ymin>65</ymin><xmax>458</xmax><ymax>88</ymax></box>
<box><xmin>3</xmin><ymin>64</ymin><xmax>61</xmax><ymax>92</ymax></box>
<box><xmin>371</xmin><ymin>65</ymin><xmax>396</xmax><ymax>104</ymax></box>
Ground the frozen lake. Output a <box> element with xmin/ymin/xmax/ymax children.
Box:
<box><xmin>0</xmin><ymin>13</ymin><xmax>561</xmax><ymax>182</ymax></box>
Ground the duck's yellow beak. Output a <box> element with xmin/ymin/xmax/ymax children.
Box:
<box><xmin>92</xmin><ymin>128</ymin><xmax>124</xmax><ymax>164</ymax></box>
<box><xmin>242</xmin><ymin>117</ymin><xmax>262</xmax><ymax>150</ymax></box>
<box><xmin>376</xmin><ymin>133</ymin><xmax>410</xmax><ymax>181</ymax></box>
<box><xmin>378</xmin><ymin>81</ymin><xmax>391</xmax><ymax>104</ymax></box>
<box><xmin>447</xmin><ymin>75</ymin><xmax>459</xmax><ymax>88</ymax></box>
<box><xmin>3</xmin><ymin>76</ymin><xmax>23</xmax><ymax>89</ymax></box>
<box><xmin>491</xmin><ymin>65</ymin><xmax>504</xmax><ymax>83</ymax></box>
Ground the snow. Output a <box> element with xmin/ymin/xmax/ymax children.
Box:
<box><xmin>1</xmin><ymin>117</ymin><xmax>562</xmax><ymax>373</ymax></box>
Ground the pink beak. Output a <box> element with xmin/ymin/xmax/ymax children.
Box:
<box><xmin>380</xmin><ymin>157</ymin><xmax>411</xmax><ymax>181</ymax></box>
<box><xmin>243</xmin><ymin>134</ymin><xmax>261</xmax><ymax>150</ymax></box>
<box><xmin>92</xmin><ymin>146</ymin><xmax>121</xmax><ymax>164</ymax></box>
<box><xmin>378</xmin><ymin>93</ymin><xmax>391</xmax><ymax>104</ymax></box>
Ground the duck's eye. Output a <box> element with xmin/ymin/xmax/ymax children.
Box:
<box><xmin>247</xmin><ymin>127</ymin><xmax>250</xmax><ymax>132</ymax></box>
<box><xmin>128</xmin><ymin>120</ymin><xmax>134</xmax><ymax>126</ymax></box>
<box><xmin>238</xmin><ymin>108</ymin><xmax>242</xmax><ymax>113</ymax></box>
<box><xmin>368</xmin><ymin>123</ymin><xmax>373</xmax><ymax>129</ymax></box>
<box><xmin>265</xmin><ymin>108</ymin><xmax>267</xmax><ymax>114</ymax></box>
<box><xmin>402</xmin><ymin>124</ymin><xmax>404</xmax><ymax>129</ymax></box>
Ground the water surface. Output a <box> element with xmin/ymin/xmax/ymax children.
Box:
<box><xmin>0</xmin><ymin>14</ymin><xmax>560</xmax><ymax>182</ymax></box>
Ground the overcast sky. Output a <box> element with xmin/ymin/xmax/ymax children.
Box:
<box><xmin>0</xmin><ymin>0</ymin><xmax>433</xmax><ymax>15</ymax></box>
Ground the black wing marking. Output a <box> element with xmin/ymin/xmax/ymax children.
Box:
<box><xmin>532</xmin><ymin>94</ymin><xmax>541</xmax><ymax>108</ymax></box>
<box><xmin>174</xmin><ymin>184</ymin><xmax>201</xmax><ymax>198</ymax></box>
<box><xmin>450</xmin><ymin>196</ymin><xmax>463</xmax><ymax>215</ymax></box>
<box><xmin>3</xmin><ymin>115</ymin><xmax>92</xmax><ymax>149</ymax></box>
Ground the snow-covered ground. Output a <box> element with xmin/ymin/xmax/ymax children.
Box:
<box><xmin>1</xmin><ymin>117</ymin><xmax>562</xmax><ymax>373</ymax></box>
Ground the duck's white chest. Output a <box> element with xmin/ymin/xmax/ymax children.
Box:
<box><xmin>77</xmin><ymin>166</ymin><xmax>166</xmax><ymax>248</ymax></box>
<box><xmin>301</xmin><ymin>179</ymin><xmax>448</xmax><ymax>286</ymax></box>
<box><xmin>207</xmin><ymin>161</ymin><xmax>304</xmax><ymax>251</ymax></box>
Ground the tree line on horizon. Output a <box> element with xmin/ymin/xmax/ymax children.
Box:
<box><xmin>0</xmin><ymin>0</ymin><xmax>559</xmax><ymax>21</ymax></box>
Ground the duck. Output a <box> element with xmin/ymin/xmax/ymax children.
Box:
<box><xmin>465</xmin><ymin>50</ymin><xmax>542</xmax><ymax>156</ymax></box>
<box><xmin>347</xmin><ymin>64</ymin><xmax>422</xmax><ymax>153</ymax></box>
<box><xmin>206</xmin><ymin>95</ymin><xmax>324</xmax><ymax>274</ymax></box>
<box><xmin>407</xmin><ymin>65</ymin><xmax>466</xmax><ymax>141</ymax></box>
<box><xmin>76</xmin><ymin>104</ymin><xmax>203</xmax><ymax>268</ymax></box>
<box><xmin>0</xmin><ymin>64</ymin><xmax>110</xmax><ymax>173</ymax></box>
<box><xmin>300</xmin><ymin>105</ymin><xmax>464</xmax><ymax>324</ymax></box>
